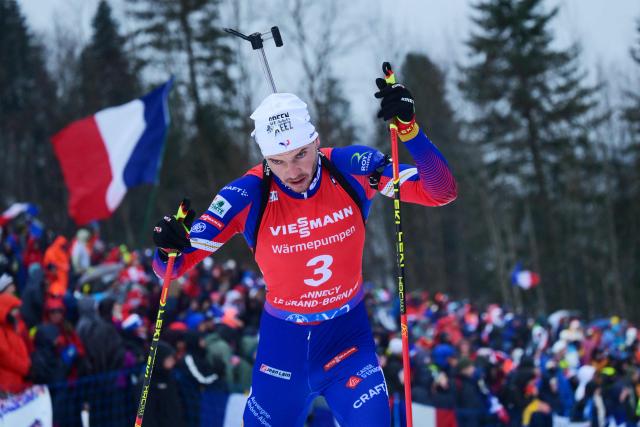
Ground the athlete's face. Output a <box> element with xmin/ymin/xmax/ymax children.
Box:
<box><xmin>265</xmin><ymin>139</ymin><xmax>320</xmax><ymax>193</ymax></box>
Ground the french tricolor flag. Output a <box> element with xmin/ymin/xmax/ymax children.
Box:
<box><xmin>0</xmin><ymin>203</ymin><xmax>38</xmax><ymax>226</ymax></box>
<box><xmin>51</xmin><ymin>80</ymin><xmax>172</xmax><ymax>225</ymax></box>
<box><xmin>511</xmin><ymin>262</ymin><xmax>541</xmax><ymax>290</ymax></box>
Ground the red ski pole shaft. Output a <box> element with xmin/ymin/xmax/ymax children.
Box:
<box><xmin>134</xmin><ymin>200</ymin><xmax>189</xmax><ymax>427</ymax></box>
<box><xmin>384</xmin><ymin>62</ymin><xmax>413</xmax><ymax>427</ymax></box>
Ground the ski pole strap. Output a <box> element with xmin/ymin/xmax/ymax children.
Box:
<box><xmin>172</xmin><ymin>199</ymin><xmax>191</xmax><ymax>251</ymax></box>
<box><xmin>368</xmin><ymin>154</ymin><xmax>392</xmax><ymax>190</ymax></box>
<box><xmin>383</xmin><ymin>62</ymin><xmax>396</xmax><ymax>85</ymax></box>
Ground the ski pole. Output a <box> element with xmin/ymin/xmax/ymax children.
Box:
<box><xmin>383</xmin><ymin>62</ymin><xmax>414</xmax><ymax>427</ymax></box>
<box><xmin>134</xmin><ymin>199</ymin><xmax>190</xmax><ymax>427</ymax></box>
<box><xmin>224</xmin><ymin>26</ymin><xmax>283</xmax><ymax>93</ymax></box>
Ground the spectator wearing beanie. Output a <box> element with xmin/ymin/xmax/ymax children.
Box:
<box><xmin>30</xmin><ymin>323</ymin><xmax>67</xmax><ymax>384</ymax></box>
<box><xmin>39</xmin><ymin>297</ymin><xmax>88</xmax><ymax>380</ymax></box>
<box><xmin>454</xmin><ymin>357</ymin><xmax>489</xmax><ymax>427</ymax></box>
<box><xmin>70</xmin><ymin>229</ymin><xmax>91</xmax><ymax>276</ymax></box>
<box><xmin>76</xmin><ymin>296</ymin><xmax>124</xmax><ymax>374</ymax></box>
<box><xmin>0</xmin><ymin>273</ymin><xmax>15</xmax><ymax>295</ymax></box>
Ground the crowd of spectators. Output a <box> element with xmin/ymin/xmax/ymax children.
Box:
<box><xmin>1</xmin><ymin>211</ymin><xmax>639</xmax><ymax>427</ymax></box>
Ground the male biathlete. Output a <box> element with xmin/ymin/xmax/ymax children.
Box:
<box><xmin>152</xmin><ymin>75</ymin><xmax>457</xmax><ymax>426</ymax></box>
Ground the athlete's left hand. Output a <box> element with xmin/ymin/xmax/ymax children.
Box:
<box><xmin>153</xmin><ymin>200</ymin><xmax>195</xmax><ymax>258</ymax></box>
<box><xmin>374</xmin><ymin>79</ymin><xmax>415</xmax><ymax>123</ymax></box>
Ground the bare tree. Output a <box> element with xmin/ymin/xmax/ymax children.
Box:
<box><xmin>275</xmin><ymin>0</ymin><xmax>365</xmax><ymax>145</ymax></box>
<box><xmin>223</xmin><ymin>0</ymin><xmax>264</xmax><ymax>163</ymax></box>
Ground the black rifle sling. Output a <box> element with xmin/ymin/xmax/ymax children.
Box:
<box><xmin>318</xmin><ymin>151</ymin><xmax>365</xmax><ymax>224</ymax></box>
<box><xmin>252</xmin><ymin>152</ymin><xmax>365</xmax><ymax>250</ymax></box>
<box><xmin>253</xmin><ymin>159</ymin><xmax>273</xmax><ymax>251</ymax></box>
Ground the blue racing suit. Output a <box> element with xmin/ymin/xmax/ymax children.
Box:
<box><xmin>153</xmin><ymin>126</ymin><xmax>457</xmax><ymax>426</ymax></box>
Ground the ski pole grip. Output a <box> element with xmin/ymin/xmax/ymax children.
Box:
<box><xmin>175</xmin><ymin>198</ymin><xmax>190</xmax><ymax>222</ymax></box>
<box><xmin>383</xmin><ymin>62</ymin><xmax>396</xmax><ymax>85</ymax></box>
<box><xmin>164</xmin><ymin>199</ymin><xmax>191</xmax><ymax>259</ymax></box>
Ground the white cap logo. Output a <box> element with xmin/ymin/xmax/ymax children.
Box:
<box><xmin>251</xmin><ymin>93</ymin><xmax>318</xmax><ymax>156</ymax></box>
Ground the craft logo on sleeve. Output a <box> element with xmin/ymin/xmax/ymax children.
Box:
<box><xmin>209</xmin><ymin>195</ymin><xmax>232</xmax><ymax>218</ymax></box>
<box><xmin>221</xmin><ymin>185</ymin><xmax>249</xmax><ymax>197</ymax></box>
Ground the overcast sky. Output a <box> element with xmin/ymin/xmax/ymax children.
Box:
<box><xmin>18</xmin><ymin>0</ymin><xmax>640</xmax><ymax>65</ymax></box>
<box><xmin>17</xmin><ymin>0</ymin><xmax>640</xmax><ymax>130</ymax></box>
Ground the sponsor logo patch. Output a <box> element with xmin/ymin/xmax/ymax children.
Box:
<box><xmin>269</xmin><ymin>206</ymin><xmax>354</xmax><ymax>239</ymax></box>
<box><xmin>350</xmin><ymin>152</ymin><xmax>373</xmax><ymax>172</ymax></box>
<box><xmin>324</xmin><ymin>346</ymin><xmax>358</xmax><ymax>371</ymax></box>
<box><xmin>259</xmin><ymin>363</ymin><xmax>292</xmax><ymax>380</ymax></box>
<box><xmin>200</xmin><ymin>214</ymin><xmax>224</xmax><ymax>230</ymax></box>
<box><xmin>266</xmin><ymin>112</ymin><xmax>293</xmax><ymax>138</ymax></box>
<box><xmin>352</xmin><ymin>382</ymin><xmax>388</xmax><ymax>409</ymax></box>
<box><xmin>245</xmin><ymin>396</ymin><xmax>272</xmax><ymax>426</ymax></box>
<box><xmin>269</xmin><ymin>191</ymin><xmax>279</xmax><ymax>202</ymax></box>
<box><xmin>190</xmin><ymin>223</ymin><xmax>206</xmax><ymax>234</ymax></box>
<box><xmin>355</xmin><ymin>363</ymin><xmax>381</xmax><ymax>379</ymax></box>
<box><xmin>209</xmin><ymin>195</ymin><xmax>232</xmax><ymax>218</ymax></box>
<box><xmin>284</xmin><ymin>313</ymin><xmax>308</xmax><ymax>323</ymax></box>
<box><xmin>221</xmin><ymin>185</ymin><xmax>248</xmax><ymax>197</ymax></box>
<box><xmin>346</xmin><ymin>376</ymin><xmax>363</xmax><ymax>389</ymax></box>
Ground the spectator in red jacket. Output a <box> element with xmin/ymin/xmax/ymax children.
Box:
<box><xmin>0</xmin><ymin>293</ymin><xmax>31</xmax><ymax>394</ymax></box>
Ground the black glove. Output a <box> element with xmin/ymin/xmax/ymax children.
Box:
<box><xmin>152</xmin><ymin>207</ymin><xmax>195</xmax><ymax>255</ymax></box>
<box><xmin>374</xmin><ymin>78</ymin><xmax>415</xmax><ymax>122</ymax></box>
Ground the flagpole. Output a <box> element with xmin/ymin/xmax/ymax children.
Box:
<box><xmin>138</xmin><ymin>77</ymin><xmax>174</xmax><ymax>247</ymax></box>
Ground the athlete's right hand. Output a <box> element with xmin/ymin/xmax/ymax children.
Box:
<box><xmin>152</xmin><ymin>200</ymin><xmax>195</xmax><ymax>257</ymax></box>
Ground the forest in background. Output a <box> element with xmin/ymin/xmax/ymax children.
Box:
<box><xmin>1</xmin><ymin>0</ymin><xmax>639</xmax><ymax>320</ymax></box>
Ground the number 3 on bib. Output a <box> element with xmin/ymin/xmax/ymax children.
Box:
<box><xmin>304</xmin><ymin>255</ymin><xmax>333</xmax><ymax>287</ymax></box>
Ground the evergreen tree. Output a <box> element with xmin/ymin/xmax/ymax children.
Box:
<box><xmin>281</xmin><ymin>0</ymin><xmax>360</xmax><ymax>147</ymax></box>
<box><xmin>0</xmin><ymin>0</ymin><xmax>62</xmax><ymax>223</ymax></box>
<box><xmin>396</xmin><ymin>54</ymin><xmax>471</xmax><ymax>299</ymax></box>
<box><xmin>126</xmin><ymin>0</ymin><xmax>249</xmax><ymax>259</ymax></box>
<box><xmin>363</xmin><ymin>53</ymin><xmax>491</xmax><ymax>303</ymax></box>
<box><xmin>76</xmin><ymin>0</ymin><xmax>139</xmax><ymax>115</ymax></box>
<box><xmin>125</xmin><ymin>0</ymin><xmax>237</xmax><ymax>160</ymax></box>
<box><xmin>459</xmin><ymin>0</ymin><xmax>602</xmax><ymax>311</ymax></box>
<box><xmin>65</xmin><ymin>0</ymin><xmax>145</xmax><ymax>245</ymax></box>
<box><xmin>126</xmin><ymin>0</ymin><xmax>234</xmax><ymax>116</ymax></box>
<box><xmin>621</xmin><ymin>18</ymin><xmax>640</xmax><ymax>305</ymax></box>
<box><xmin>625</xmin><ymin>19</ymin><xmax>640</xmax><ymax>140</ymax></box>
<box><xmin>313</xmin><ymin>77</ymin><xmax>357</xmax><ymax>147</ymax></box>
